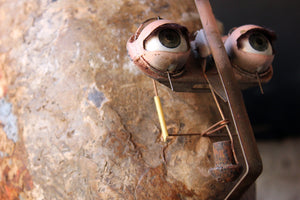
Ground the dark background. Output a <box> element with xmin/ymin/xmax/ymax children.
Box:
<box><xmin>210</xmin><ymin>0</ymin><xmax>300</xmax><ymax>139</ymax></box>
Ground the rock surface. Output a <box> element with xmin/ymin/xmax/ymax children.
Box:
<box><xmin>0</xmin><ymin>0</ymin><xmax>229</xmax><ymax>199</ymax></box>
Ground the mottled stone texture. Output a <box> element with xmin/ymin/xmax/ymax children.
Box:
<box><xmin>0</xmin><ymin>0</ymin><xmax>229</xmax><ymax>199</ymax></box>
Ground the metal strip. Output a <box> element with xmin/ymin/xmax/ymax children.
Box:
<box><xmin>194</xmin><ymin>0</ymin><xmax>263</xmax><ymax>199</ymax></box>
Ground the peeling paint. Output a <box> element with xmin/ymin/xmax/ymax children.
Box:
<box><xmin>181</xmin><ymin>12</ymin><xmax>201</xmax><ymax>22</ymax></box>
<box><xmin>0</xmin><ymin>151</ymin><xmax>8</xmax><ymax>157</ymax></box>
<box><xmin>72</xmin><ymin>41</ymin><xmax>81</xmax><ymax>61</ymax></box>
<box><xmin>123</xmin><ymin>59</ymin><xmax>141</xmax><ymax>75</ymax></box>
<box><xmin>88</xmin><ymin>87</ymin><xmax>107</xmax><ymax>108</ymax></box>
<box><xmin>0</xmin><ymin>99</ymin><xmax>18</xmax><ymax>142</ymax></box>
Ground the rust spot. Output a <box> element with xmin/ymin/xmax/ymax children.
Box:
<box><xmin>209</xmin><ymin>141</ymin><xmax>242</xmax><ymax>183</ymax></box>
<box><xmin>135</xmin><ymin>165</ymin><xmax>195</xmax><ymax>199</ymax></box>
<box><xmin>0</xmin><ymin>130</ymin><xmax>34</xmax><ymax>199</ymax></box>
<box><xmin>0</xmin><ymin>160</ymin><xmax>33</xmax><ymax>200</ymax></box>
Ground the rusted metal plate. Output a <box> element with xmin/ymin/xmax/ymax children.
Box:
<box><xmin>0</xmin><ymin>0</ymin><xmax>227</xmax><ymax>199</ymax></box>
<box><xmin>0</xmin><ymin>0</ymin><xmax>262</xmax><ymax>199</ymax></box>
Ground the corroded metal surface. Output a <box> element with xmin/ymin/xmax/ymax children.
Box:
<box><xmin>195</xmin><ymin>1</ymin><xmax>262</xmax><ymax>199</ymax></box>
<box><xmin>209</xmin><ymin>141</ymin><xmax>242</xmax><ymax>183</ymax></box>
<box><xmin>0</xmin><ymin>0</ymin><xmax>243</xmax><ymax>199</ymax></box>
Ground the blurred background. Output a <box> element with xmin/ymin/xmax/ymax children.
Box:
<box><xmin>210</xmin><ymin>0</ymin><xmax>300</xmax><ymax>199</ymax></box>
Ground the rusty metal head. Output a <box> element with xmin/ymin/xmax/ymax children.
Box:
<box><xmin>126</xmin><ymin>18</ymin><xmax>191</xmax><ymax>79</ymax></box>
<box><xmin>224</xmin><ymin>25</ymin><xmax>276</xmax><ymax>76</ymax></box>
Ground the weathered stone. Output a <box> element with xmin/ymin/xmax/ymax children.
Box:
<box><xmin>0</xmin><ymin>0</ymin><xmax>229</xmax><ymax>199</ymax></box>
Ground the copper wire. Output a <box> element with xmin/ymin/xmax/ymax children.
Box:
<box><xmin>256</xmin><ymin>72</ymin><xmax>264</xmax><ymax>94</ymax></box>
<box><xmin>204</xmin><ymin>72</ymin><xmax>239</xmax><ymax>164</ymax></box>
<box><xmin>168</xmin><ymin>119</ymin><xmax>229</xmax><ymax>137</ymax></box>
<box><xmin>167</xmin><ymin>71</ymin><xmax>174</xmax><ymax>91</ymax></box>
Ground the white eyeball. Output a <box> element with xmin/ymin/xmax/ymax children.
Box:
<box><xmin>145</xmin><ymin>28</ymin><xmax>189</xmax><ymax>53</ymax></box>
<box><xmin>239</xmin><ymin>32</ymin><xmax>272</xmax><ymax>55</ymax></box>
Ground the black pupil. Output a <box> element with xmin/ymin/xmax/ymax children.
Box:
<box><xmin>158</xmin><ymin>29</ymin><xmax>181</xmax><ymax>48</ymax></box>
<box><xmin>249</xmin><ymin>33</ymin><xmax>269</xmax><ymax>51</ymax></box>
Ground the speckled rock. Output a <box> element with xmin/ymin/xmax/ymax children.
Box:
<box><xmin>0</xmin><ymin>0</ymin><xmax>228</xmax><ymax>199</ymax></box>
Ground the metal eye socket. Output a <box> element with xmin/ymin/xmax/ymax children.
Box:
<box><xmin>145</xmin><ymin>28</ymin><xmax>189</xmax><ymax>52</ymax></box>
<box><xmin>126</xmin><ymin>20</ymin><xmax>191</xmax><ymax>78</ymax></box>
<box><xmin>240</xmin><ymin>32</ymin><xmax>272</xmax><ymax>55</ymax></box>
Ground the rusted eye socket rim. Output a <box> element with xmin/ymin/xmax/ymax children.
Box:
<box><xmin>232</xmin><ymin>63</ymin><xmax>272</xmax><ymax>78</ymax></box>
<box><xmin>145</xmin><ymin>59</ymin><xmax>186</xmax><ymax>78</ymax></box>
<box><xmin>133</xmin><ymin>17</ymin><xmax>163</xmax><ymax>41</ymax></box>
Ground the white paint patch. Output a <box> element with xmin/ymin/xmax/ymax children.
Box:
<box><xmin>97</xmin><ymin>53</ymin><xmax>109</xmax><ymax>64</ymax></box>
<box><xmin>181</xmin><ymin>12</ymin><xmax>201</xmax><ymax>22</ymax></box>
<box><xmin>0</xmin><ymin>99</ymin><xmax>18</xmax><ymax>142</ymax></box>
<box><xmin>0</xmin><ymin>151</ymin><xmax>8</xmax><ymax>158</ymax></box>
<box><xmin>29</xmin><ymin>183</ymin><xmax>45</xmax><ymax>200</ymax></box>
<box><xmin>123</xmin><ymin>59</ymin><xmax>141</xmax><ymax>75</ymax></box>
<box><xmin>88</xmin><ymin>58</ymin><xmax>99</xmax><ymax>69</ymax></box>
<box><xmin>74</xmin><ymin>42</ymin><xmax>81</xmax><ymax>60</ymax></box>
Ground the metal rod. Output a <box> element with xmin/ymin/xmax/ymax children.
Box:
<box><xmin>154</xmin><ymin>96</ymin><xmax>169</xmax><ymax>142</ymax></box>
<box><xmin>169</xmin><ymin>119</ymin><xmax>228</xmax><ymax>137</ymax></box>
<box><xmin>194</xmin><ymin>0</ymin><xmax>262</xmax><ymax>199</ymax></box>
<box><xmin>152</xmin><ymin>79</ymin><xmax>169</xmax><ymax>142</ymax></box>
<box><xmin>152</xmin><ymin>79</ymin><xmax>159</xmax><ymax>96</ymax></box>
<box><xmin>204</xmin><ymin>73</ymin><xmax>239</xmax><ymax>164</ymax></box>
<box><xmin>256</xmin><ymin>72</ymin><xmax>264</xmax><ymax>94</ymax></box>
<box><xmin>167</xmin><ymin>71</ymin><xmax>174</xmax><ymax>91</ymax></box>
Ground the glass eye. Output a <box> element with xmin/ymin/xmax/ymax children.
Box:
<box><xmin>159</xmin><ymin>29</ymin><xmax>181</xmax><ymax>48</ymax></box>
<box><xmin>145</xmin><ymin>28</ymin><xmax>189</xmax><ymax>52</ymax></box>
<box><xmin>240</xmin><ymin>32</ymin><xmax>272</xmax><ymax>55</ymax></box>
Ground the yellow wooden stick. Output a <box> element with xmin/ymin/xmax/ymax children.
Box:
<box><xmin>154</xmin><ymin>95</ymin><xmax>169</xmax><ymax>142</ymax></box>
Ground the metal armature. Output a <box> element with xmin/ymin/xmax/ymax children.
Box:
<box><xmin>195</xmin><ymin>1</ymin><xmax>262</xmax><ymax>199</ymax></box>
<box><xmin>126</xmin><ymin>0</ymin><xmax>276</xmax><ymax>199</ymax></box>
